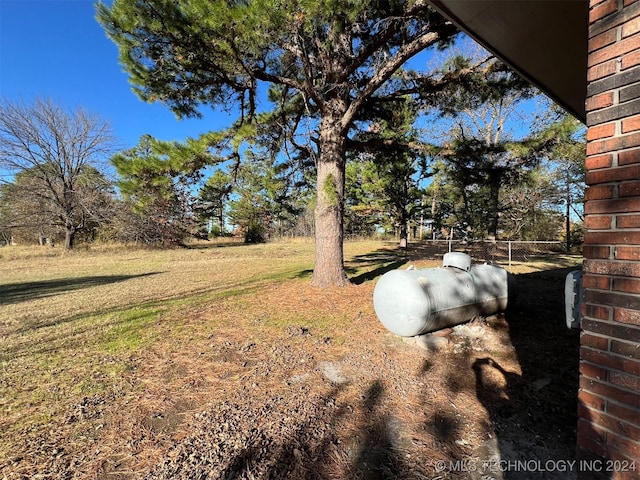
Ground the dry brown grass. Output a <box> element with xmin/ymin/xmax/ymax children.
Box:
<box><xmin>0</xmin><ymin>240</ymin><xmax>394</xmax><ymax>475</ymax></box>
<box><xmin>0</xmin><ymin>240</ymin><xmax>582</xmax><ymax>479</ymax></box>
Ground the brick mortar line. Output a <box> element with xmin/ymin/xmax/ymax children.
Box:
<box><xmin>580</xmin><ymin>372</ymin><xmax>640</xmax><ymax>403</ymax></box>
<box><xmin>579</xmin><ymin>394</ymin><xmax>640</xmax><ymax>430</ymax></box>
<box><xmin>589</xmin><ymin>0</ymin><xmax>640</xmax><ymax>38</ymax></box>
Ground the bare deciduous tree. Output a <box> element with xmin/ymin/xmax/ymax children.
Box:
<box><xmin>0</xmin><ymin>98</ymin><xmax>116</xmax><ymax>249</ymax></box>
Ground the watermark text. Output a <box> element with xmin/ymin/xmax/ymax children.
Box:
<box><xmin>433</xmin><ymin>458</ymin><xmax>637</xmax><ymax>476</ymax></box>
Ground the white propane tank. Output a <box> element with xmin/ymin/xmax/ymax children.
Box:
<box><xmin>373</xmin><ymin>252</ymin><xmax>517</xmax><ymax>337</ymax></box>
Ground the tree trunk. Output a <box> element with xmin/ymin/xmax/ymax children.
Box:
<box><xmin>487</xmin><ymin>174</ymin><xmax>500</xmax><ymax>241</ymax></box>
<box><xmin>64</xmin><ymin>227</ymin><xmax>75</xmax><ymax>250</ymax></box>
<box><xmin>63</xmin><ymin>184</ymin><xmax>76</xmax><ymax>250</ymax></box>
<box><xmin>64</xmin><ymin>209</ymin><xmax>75</xmax><ymax>250</ymax></box>
<box><xmin>312</xmin><ymin>117</ymin><xmax>349</xmax><ymax>287</ymax></box>
<box><xmin>219</xmin><ymin>211</ymin><xmax>225</xmax><ymax>234</ymax></box>
<box><xmin>565</xmin><ymin>170</ymin><xmax>571</xmax><ymax>253</ymax></box>
<box><xmin>399</xmin><ymin>216</ymin><xmax>408</xmax><ymax>247</ymax></box>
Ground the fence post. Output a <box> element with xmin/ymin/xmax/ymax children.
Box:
<box><xmin>508</xmin><ymin>241</ymin><xmax>512</xmax><ymax>267</ymax></box>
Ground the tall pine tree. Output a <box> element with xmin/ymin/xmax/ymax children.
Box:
<box><xmin>97</xmin><ymin>0</ymin><xmax>474</xmax><ymax>286</ymax></box>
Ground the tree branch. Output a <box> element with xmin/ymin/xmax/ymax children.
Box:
<box><xmin>342</xmin><ymin>24</ymin><xmax>457</xmax><ymax>132</ymax></box>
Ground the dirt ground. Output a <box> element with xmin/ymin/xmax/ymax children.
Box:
<box><xmin>1</xmin><ymin>249</ymin><xmax>581</xmax><ymax>480</ymax></box>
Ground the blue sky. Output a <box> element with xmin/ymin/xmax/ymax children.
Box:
<box><xmin>0</xmin><ymin>0</ymin><xmax>233</xmax><ymax>151</ymax></box>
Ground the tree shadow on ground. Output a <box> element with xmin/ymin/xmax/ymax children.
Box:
<box><xmin>292</xmin><ymin>269</ymin><xmax>314</xmax><ymax>279</ymax></box>
<box><xmin>296</xmin><ymin>247</ymin><xmax>582</xmax><ymax>479</ymax></box>
<box><xmin>182</xmin><ymin>240</ymin><xmax>244</xmax><ymax>249</ymax></box>
<box><xmin>354</xmin><ymin>245</ymin><xmax>581</xmax><ymax>478</ymax></box>
<box><xmin>215</xmin><ymin>386</ymin><xmax>349</xmax><ymax>480</ymax></box>
<box><xmin>146</xmin><ymin>382</ymin><xmax>410</xmax><ymax>480</ymax></box>
<box><xmin>345</xmin><ymin>245</ymin><xmax>412</xmax><ymax>285</ymax></box>
<box><xmin>349</xmin><ymin>260</ymin><xmax>407</xmax><ymax>285</ymax></box>
<box><xmin>246</xmin><ymin>381</ymin><xmax>410</xmax><ymax>480</ymax></box>
<box><xmin>289</xmin><ymin>246</ymin><xmax>405</xmax><ymax>283</ymax></box>
<box><xmin>0</xmin><ymin>272</ymin><xmax>162</xmax><ymax>305</ymax></box>
<box><xmin>344</xmin><ymin>242</ymin><xmax>474</xmax><ymax>284</ymax></box>
<box><xmin>350</xmin><ymin>380</ymin><xmax>409</xmax><ymax>479</ymax></box>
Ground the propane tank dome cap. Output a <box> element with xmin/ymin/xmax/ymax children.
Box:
<box><xmin>443</xmin><ymin>251</ymin><xmax>472</xmax><ymax>272</ymax></box>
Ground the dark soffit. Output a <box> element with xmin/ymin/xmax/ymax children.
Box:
<box><xmin>429</xmin><ymin>0</ymin><xmax>588</xmax><ymax>122</ymax></box>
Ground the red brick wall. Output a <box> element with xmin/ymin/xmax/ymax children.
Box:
<box><xmin>580</xmin><ymin>0</ymin><xmax>640</xmax><ymax>477</ymax></box>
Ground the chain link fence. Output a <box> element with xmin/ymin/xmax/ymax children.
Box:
<box><xmin>413</xmin><ymin>240</ymin><xmax>567</xmax><ymax>266</ymax></box>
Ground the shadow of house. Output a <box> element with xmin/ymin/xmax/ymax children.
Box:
<box><xmin>507</xmin><ymin>267</ymin><xmax>581</xmax><ymax>449</ymax></box>
<box><xmin>470</xmin><ymin>267</ymin><xmax>581</xmax><ymax>479</ymax></box>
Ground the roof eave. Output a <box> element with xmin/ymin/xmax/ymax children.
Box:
<box><xmin>429</xmin><ymin>0</ymin><xmax>588</xmax><ymax>123</ymax></box>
